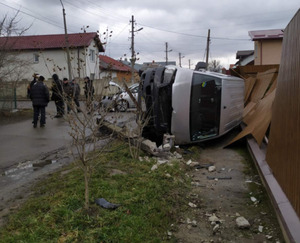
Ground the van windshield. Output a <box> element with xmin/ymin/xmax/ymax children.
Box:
<box><xmin>190</xmin><ymin>73</ymin><xmax>221</xmax><ymax>141</ymax></box>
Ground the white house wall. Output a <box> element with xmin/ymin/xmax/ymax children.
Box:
<box><xmin>84</xmin><ymin>41</ymin><xmax>100</xmax><ymax>80</ymax></box>
<box><xmin>14</xmin><ymin>40</ymin><xmax>99</xmax><ymax>81</ymax></box>
<box><xmin>99</xmin><ymin>70</ymin><xmax>117</xmax><ymax>80</ymax></box>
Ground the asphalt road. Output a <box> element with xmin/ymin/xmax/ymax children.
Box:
<box><xmin>0</xmin><ymin>101</ymin><xmax>137</xmax><ymax>172</ymax></box>
<box><xmin>0</xmin><ymin>101</ymin><xmax>72</xmax><ymax>171</ymax></box>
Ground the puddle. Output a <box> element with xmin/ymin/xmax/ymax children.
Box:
<box><xmin>33</xmin><ymin>159</ymin><xmax>57</xmax><ymax>168</ymax></box>
<box><xmin>2</xmin><ymin>159</ymin><xmax>58</xmax><ymax>180</ymax></box>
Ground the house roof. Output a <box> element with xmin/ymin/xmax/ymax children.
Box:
<box><xmin>143</xmin><ymin>61</ymin><xmax>176</xmax><ymax>66</ymax></box>
<box><xmin>236</xmin><ymin>50</ymin><xmax>254</xmax><ymax>59</ymax></box>
<box><xmin>120</xmin><ymin>59</ymin><xmax>143</xmax><ymax>71</ymax></box>
<box><xmin>248</xmin><ymin>29</ymin><xmax>284</xmax><ymax>40</ymax></box>
<box><xmin>0</xmin><ymin>32</ymin><xmax>104</xmax><ymax>52</ymax></box>
<box><xmin>99</xmin><ymin>55</ymin><xmax>133</xmax><ymax>72</ymax></box>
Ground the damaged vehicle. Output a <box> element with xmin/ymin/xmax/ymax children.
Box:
<box><xmin>115</xmin><ymin>83</ymin><xmax>139</xmax><ymax>112</ymax></box>
<box><xmin>100</xmin><ymin>81</ymin><xmax>123</xmax><ymax>111</ymax></box>
<box><xmin>140</xmin><ymin>66</ymin><xmax>244</xmax><ymax>145</ymax></box>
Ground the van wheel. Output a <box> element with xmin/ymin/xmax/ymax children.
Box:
<box><xmin>116</xmin><ymin>100</ymin><xmax>128</xmax><ymax>112</ymax></box>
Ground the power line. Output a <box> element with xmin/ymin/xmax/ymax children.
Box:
<box><xmin>137</xmin><ymin>23</ymin><xmax>250</xmax><ymax>41</ymax></box>
<box><xmin>0</xmin><ymin>1</ymin><xmax>78</xmax><ymax>33</ymax></box>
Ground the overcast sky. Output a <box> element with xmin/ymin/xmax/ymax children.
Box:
<box><xmin>0</xmin><ymin>0</ymin><xmax>299</xmax><ymax>68</ymax></box>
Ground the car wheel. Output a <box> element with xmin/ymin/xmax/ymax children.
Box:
<box><xmin>116</xmin><ymin>99</ymin><xmax>128</xmax><ymax>112</ymax></box>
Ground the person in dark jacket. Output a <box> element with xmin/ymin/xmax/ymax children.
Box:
<box><xmin>62</xmin><ymin>78</ymin><xmax>73</xmax><ymax>114</ymax></box>
<box><xmin>51</xmin><ymin>74</ymin><xmax>64</xmax><ymax>118</ymax></box>
<box><xmin>83</xmin><ymin>76</ymin><xmax>94</xmax><ymax>113</ymax></box>
<box><xmin>83</xmin><ymin>76</ymin><xmax>94</xmax><ymax>100</ymax></box>
<box><xmin>27</xmin><ymin>73</ymin><xmax>39</xmax><ymax>99</ymax></box>
<box><xmin>30</xmin><ymin>76</ymin><xmax>50</xmax><ymax>128</ymax></box>
<box><xmin>70</xmin><ymin>79</ymin><xmax>81</xmax><ymax>112</ymax></box>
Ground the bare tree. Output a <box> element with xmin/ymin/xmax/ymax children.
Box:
<box><xmin>0</xmin><ymin>11</ymin><xmax>31</xmax><ymax>82</ymax></box>
<box><xmin>208</xmin><ymin>59</ymin><xmax>223</xmax><ymax>73</ymax></box>
<box><xmin>0</xmin><ymin>12</ymin><xmax>31</xmax><ymax>110</ymax></box>
<box><xmin>118</xmin><ymin>80</ymin><xmax>152</xmax><ymax>159</ymax></box>
<box><xmin>61</xmin><ymin>78</ymin><xmax>115</xmax><ymax>210</ymax></box>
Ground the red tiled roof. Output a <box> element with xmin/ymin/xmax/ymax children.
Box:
<box><xmin>99</xmin><ymin>55</ymin><xmax>132</xmax><ymax>72</ymax></box>
<box><xmin>248</xmin><ymin>29</ymin><xmax>284</xmax><ymax>40</ymax></box>
<box><xmin>0</xmin><ymin>32</ymin><xmax>104</xmax><ymax>51</ymax></box>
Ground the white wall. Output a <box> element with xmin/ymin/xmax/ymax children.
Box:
<box><xmin>99</xmin><ymin>70</ymin><xmax>117</xmax><ymax>80</ymax></box>
<box><xmin>14</xmin><ymin>40</ymin><xmax>100</xmax><ymax>81</ymax></box>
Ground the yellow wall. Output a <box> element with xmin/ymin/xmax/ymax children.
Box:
<box><xmin>254</xmin><ymin>39</ymin><xmax>282</xmax><ymax>65</ymax></box>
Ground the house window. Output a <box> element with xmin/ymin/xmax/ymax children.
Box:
<box><xmin>33</xmin><ymin>53</ymin><xmax>39</xmax><ymax>63</ymax></box>
<box><xmin>89</xmin><ymin>49</ymin><xmax>95</xmax><ymax>62</ymax></box>
<box><xmin>90</xmin><ymin>73</ymin><xmax>95</xmax><ymax>80</ymax></box>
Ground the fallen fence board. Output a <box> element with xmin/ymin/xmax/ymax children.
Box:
<box><xmin>249</xmin><ymin>68</ymin><xmax>277</xmax><ymax>103</ymax></box>
<box><xmin>227</xmin><ymin>89</ymin><xmax>276</xmax><ymax>146</ymax></box>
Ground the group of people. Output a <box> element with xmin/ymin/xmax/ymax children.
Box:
<box><xmin>51</xmin><ymin>74</ymin><xmax>82</xmax><ymax>118</ymax></box>
<box><xmin>28</xmin><ymin>74</ymin><xmax>94</xmax><ymax>128</ymax></box>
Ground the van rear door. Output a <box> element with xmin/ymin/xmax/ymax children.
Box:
<box><xmin>190</xmin><ymin>73</ymin><xmax>222</xmax><ymax>141</ymax></box>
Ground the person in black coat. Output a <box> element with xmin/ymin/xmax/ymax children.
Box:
<box><xmin>51</xmin><ymin>74</ymin><xmax>64</xmax><ymax>118</ymax></box>
<box><xmin>62</xmin><ymin>78</ymin><xmax>73</xmax><ymax>114</ymax></box>
<box><xmin>30</xmin><ymin>76</ymin><xmax>50</xmax><ymax>128</ymax></box>
<box><xmin>27</xmin><ymin>73</ymin><xmax>39</xmax><ymax>99</ymax></box>
<box><xmin>70</xmin><ymin>79</ymin><xmax>81</xmax><ymax>112</ymax></box>
<box><xmin>83</xmin><ymin>76</ymin><xmax>94</xmax><ymax>113</ymax></box>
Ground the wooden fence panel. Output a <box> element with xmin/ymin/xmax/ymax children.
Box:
<box><xmin>266</xmin><ymin>9</ymin><xmax>300</xmax><ymax>218</ymax></box>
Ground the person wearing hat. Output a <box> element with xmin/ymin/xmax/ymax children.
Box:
<box><xmin>30</xmin><ymin>76</ymin><xmax>50</xmax><ymax>128</ymax></box>
<box><xmin>27</xmin><ymin>73</ymin><xmax>39</xmax><ymax>99</ymax></box>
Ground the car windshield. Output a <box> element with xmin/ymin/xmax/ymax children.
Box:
<box><xmin>103</xmin><ymin>82</ymin><xmax>122</xmax><ymax>96</ymax></box>
<box><xmin>129</xmin><ymin>84</ymin><xmax>139</xmax><ymax>93</ymax></box>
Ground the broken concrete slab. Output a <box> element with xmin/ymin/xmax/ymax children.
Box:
<box><xmin>236</xmin><ymin>216</ymin><xmax>250</xmax><ymax>229</ymax></box>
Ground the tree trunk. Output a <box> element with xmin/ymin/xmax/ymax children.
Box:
<box><xmin>84</xmin><ymin>166</ymin><xmax>89</xmax><ymax>210</ymax></box>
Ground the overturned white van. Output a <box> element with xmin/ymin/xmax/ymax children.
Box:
<box><xmin>140</xmin><ymin>65</ymin><xmax>244</xmax><ymax>145</ymax></box>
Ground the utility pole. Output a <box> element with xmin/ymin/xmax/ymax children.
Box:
<box><xmin>60</xmin><ymin>0</ymin><xmax>72</xmax><ymax>80</ymax></box>
<box><xmin>179</xmin><ymin>53</ymin><xmax>182</xmax><ymax>67</ymax></box>
<box><xmin>129</xmin><ymin>15</ymin><xmax>143</xmax><ymax>84</ymax></box>
<box><xmin>179</xmin><ymin>52</ymin><xmax>185</xmax><ymax>67</ymax></box>
<box><xmin>130</xmin><ymin>15</ymin><xmax>135</xmax><ymax>84</ymax></box>
<box><xmin>205</xmin><ymin>29</ymin><xmax>210</xmax><ymax>70</ymax></box>
<box><xmin>189</xmin><ymin>59</ymin><xmax>191</xmax><ymax>69</ymax></box>
<box><xmin>165</xmin><ymin>42</ymin><xmax>172</xmax><ymax>65</ymax></box>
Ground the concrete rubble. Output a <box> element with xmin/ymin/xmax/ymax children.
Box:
<box><xmin>236</xmin><ymin>216</ymin><xmax>251</xmax><ymax>229</ymax></box>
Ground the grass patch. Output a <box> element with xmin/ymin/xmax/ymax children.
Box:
<box><xmin>0</xmin><ymin>140</ymin><xmax>189</xmax><ymax>243</ymax></box>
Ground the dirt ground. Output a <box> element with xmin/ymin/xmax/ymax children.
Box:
<box><xmin>0</xmin><ymin>109</ymin><xmax>32</xmax><ymax>125</ymax></box>
<box><xmin>173</xmin><ymin>130</ymin><xmax>284</xmax><ymax>243</ymax></box>
<box><xmin>0</xmin><ymin>111</ymin><xmax>284</xmax><ymax>242</ymax></box>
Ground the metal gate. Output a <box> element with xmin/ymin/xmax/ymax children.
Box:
<box><xmin>0</xmin><ymin>84</ymin><xmax>16</xmax><ymax>110</ymax></box>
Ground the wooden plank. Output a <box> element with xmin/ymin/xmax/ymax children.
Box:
<box><xmin>249</xmin><ymin>68</ymin><xmax>277</xmax><ymax>103</ymax></box>
<box><xmin>227</xmin><ymin>89</ymin><xmax>276</xmax><ymax>146</ymax></box>
<box><xmin>244</xmin><ymin>77</ymin><xmax>256</xmax><ymax>103</ymax></box>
